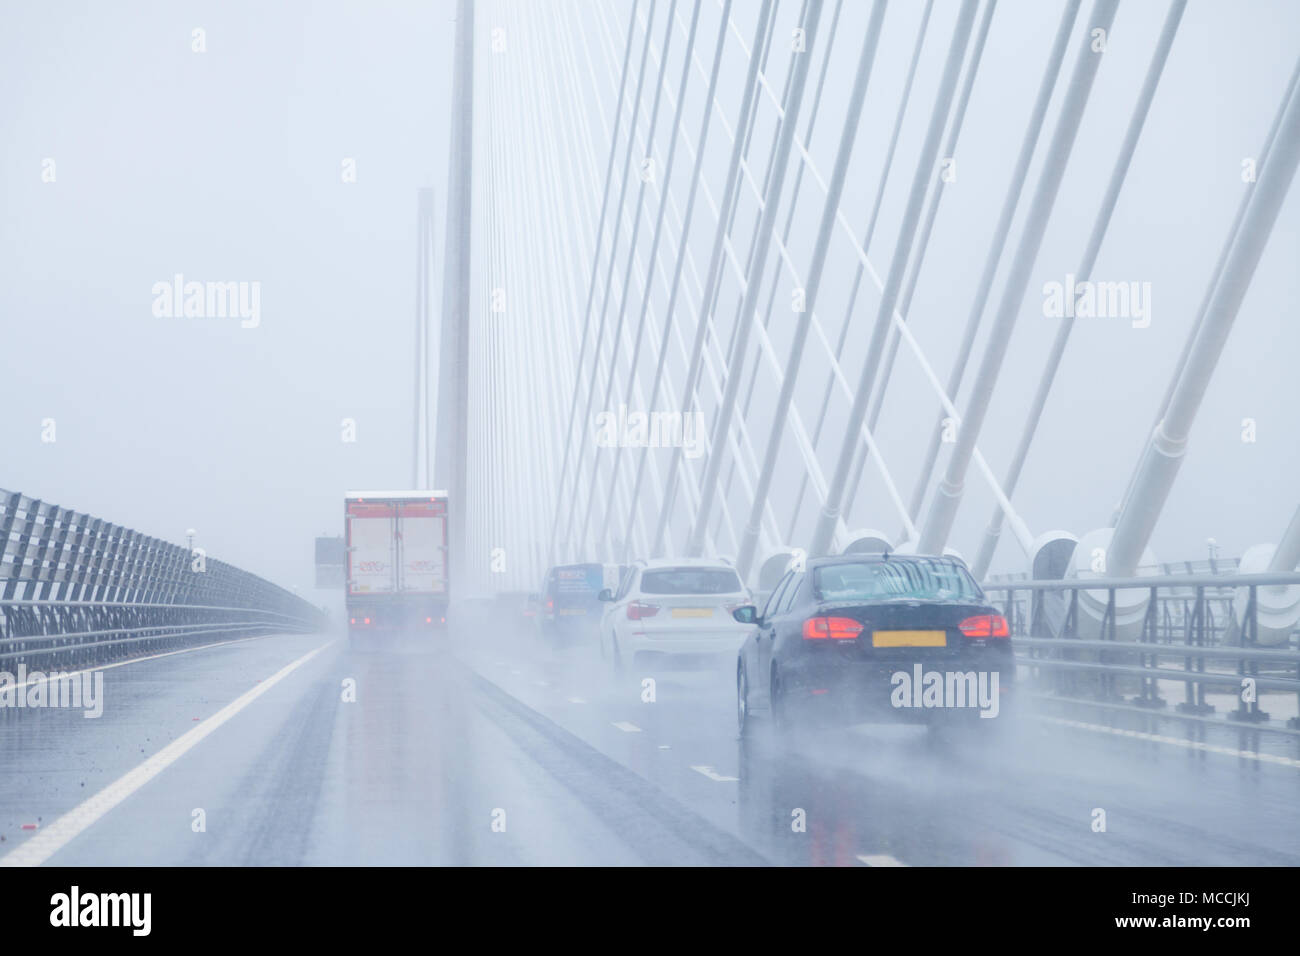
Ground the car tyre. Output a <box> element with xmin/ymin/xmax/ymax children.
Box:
<box><xmin>737</xmin><ymin>664</ymin><xmax>754</xmax><ymax>737</ymax></box>
<box><xmin>769</xmin><ymin>666</ymin><xmax>793</xmax><ymax>737</ymax></box>
<box><xmin>610</xmin><ymin>634</ymin><xmax>626</xmax><ymax>680</ymax></box>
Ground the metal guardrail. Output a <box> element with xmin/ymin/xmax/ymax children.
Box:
<box><xmin>1</xmin><ymin>489</ymin><xmax>325</xmax><ymax>672</ymax></box>
<box><xmin>983</xmin><ymin>571</ymin><xmax>1300</xmax><ymax>731</ymax></box>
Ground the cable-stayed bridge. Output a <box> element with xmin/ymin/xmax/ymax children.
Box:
<box><xmin>459</xmin><ymin>0</ymin><xmax>1300</xmax><ymax>612</ymax></box>
<box><xmin>1</xmin><ymin>0</ymin><xmax>1298</xmax><ymax>871</ymax></box>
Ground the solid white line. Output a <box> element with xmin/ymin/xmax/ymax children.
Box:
<box><xmin>1036</xmin><ymin>715</ymin><xmax>1300</xmax><ymax>770</ymax></box>
<box><xmin>857</xmin><ymin>854</ymin><xmax>907</xmax><ymax>867</ymax></box>
<box><xmin>612</xmin><ymin>721</ymin><xmax>642</xmax><ymax>733</ymax></box>
<box><xmin>690</xmin><ymin>765</ymin><xmax>739</xmax><ymax>782</ymax></box>
<box><xmin>0</xmin><ymin>634</ymin><xmax>276</xmax><ymax>693</ymax></box>
<box><xmin>0</xmin><ymin>642</ymin><xmax>330</xmax><ymax>867</ymax></box>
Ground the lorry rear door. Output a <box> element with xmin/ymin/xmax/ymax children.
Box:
<box><xmin>347</xmin><ymin>500</ymin><xmax>398</xmax><ymax>594</ymax></box>
<box><xmin>397</xmin><ymin>499</ymin><xmax>447</xmax><ymax>594</ymax></box>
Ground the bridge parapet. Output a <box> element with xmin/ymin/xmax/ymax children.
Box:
<box><xmin>0</xmin><ymin>488</ymin><xmax>324</xmax><ymax>671</ymax></box>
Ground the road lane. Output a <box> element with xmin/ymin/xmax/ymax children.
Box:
<box><xmin>0</xmin><ymin>620</ymin><xmax>1296</xmax><ymax>866</ymax></box>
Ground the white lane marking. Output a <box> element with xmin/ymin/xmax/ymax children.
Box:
<box><xmin>567</xmin><ymin>696</ymin><xmax>586</xmax><ymax>704</ymax></box>
<box><xmin>691</xmin><ymin>765</ymin><xmax>739</xmax><ymax>782</ymax></box>
<box><xmin>0</xmin><ymin>634</ymin><xmax>275</xmax><ymax>692</ymax></box>
<box><xmin>0</xmin><ymin>642</ymin><xmax>330</xmax><ymax>867</ymax></box>
<box><xmin>533</xmin><ymin>679</ymin><xmax>549</xmax><ymax>687</ymax></box>
<box><xmin>857</xmin><ymin>854</ymin><xmax>907</xmax><ymax>867</ymax></box>
<box><xmin>658</xmin><ymin>744</ymin><xmax>671</xmax><ymax>750</ymax></box>
<box><xmin>612</xmin><ymin>721</ymin><xmax>642</xmax><ymax>733</ymax></box>
<box><xmin>1036</xmin><ymin>715</ymin><xmax>1300</xmax><ymax>770</ymax></box>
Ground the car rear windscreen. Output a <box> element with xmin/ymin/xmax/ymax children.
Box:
<box><xmin>640</xmin><ymin>567</ymin><xmax>743</xmax><ymax>595</ymax></box>
<box><xmin>814</xmin><ymin>559</ymin><xmax>982</xmax><ymax>603</ymax></box>
<box><xmin>549</xmin><ymin>565</ymin><xmax>603</xmax><ymax>596</ymax></box>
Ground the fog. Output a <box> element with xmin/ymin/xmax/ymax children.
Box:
<box><xmin>2</xmin><ymin>0</ymin><xmax>1298</xmax><ymax>598</ymax></box>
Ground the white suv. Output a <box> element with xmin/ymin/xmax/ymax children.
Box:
<box><xmin>597</xmin><ymin>558</ymin><xmax>753</xmax><ymax>673</ymax></box>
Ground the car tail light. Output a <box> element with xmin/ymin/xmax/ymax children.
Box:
<box><xmin>363</xmin><ymin>617</ymin><xmax>371</xmax><ymax>625</ymax></box>
<box><xmin>426</xmin><ymin>616</ymin><xmax>433</xmax><ymax>624</ymax></box>
<box><xmin>627</xmin><ymin>601</ymin><xmax>660</xmax><ymax>621</ymax></box>
<box><xmin>802</xmin><ymin>616</ymin><xmax>863</xmax><ymax>640</ymax></box>
<box><xmin>349</xmin><ymin>617</ymin><xmax>356</xmax><ymax>625</ymax></box>
<box><xmin>959</xmin><ymin>614</ymin><xmax>1009</xmax><ymax>638</ymax></box>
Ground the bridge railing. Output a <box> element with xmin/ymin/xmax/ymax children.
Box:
<box><xmin>0</xmin><ymin>489</ymin><xmax>324</xmax><ymax>671</ymax></box>
<box><xmin>983</xmin><ymin>571</ymin><xmax>1300</xmax><ymax>731</ymax></box>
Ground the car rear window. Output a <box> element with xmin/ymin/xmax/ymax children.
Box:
<box><xmin>640</xmin><ymin>567</ymin><xmax>743</xmax><ymax>595</ymax></box>
<box><xmin>548</xmin><ymin>565</ymin><xmax>603</xmax><ymax>595</ymax></box>
<box><xmin>814</xmin><ymin>559</ymin><xmax>982</xmax><ymax>603</ymax></box>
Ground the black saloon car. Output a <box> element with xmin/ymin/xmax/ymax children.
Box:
<box><xmin>734</xmin><ymin>554</ymin><xmax>1013</xmax><ymax>735</ymax></box>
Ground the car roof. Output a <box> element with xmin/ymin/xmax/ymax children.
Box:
<box><xmin>631</xmin><ymin>557</ymin><xmax>738</xmax><ymax>569</ymax></box>
<box><xmin>802</xmin><ymin>552</ymin><xmax>968</xmax><ymax>570</ymax></box>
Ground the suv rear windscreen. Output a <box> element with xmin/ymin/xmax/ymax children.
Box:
<box><xmin>814</xmin><ymin>559</ymin><xmax>982</xmax><ymax>603</ymax></box>
<box><xmin>640</xmin><ymin>567</ymin><xmax>743</xmax><ymax>595</ymax></box>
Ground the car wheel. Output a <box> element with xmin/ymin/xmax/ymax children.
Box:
<box><xmin>610</xmin><ymin>634</ymin><xmax>626</xmax><ymax>680</ymax></box>
<box><xmin>737</xmin><ymin>664</ymin><xmax>752</xmax><ymax>737</ymax></box>
<box><xmin>769</xmin><ymin>667</ymin><xmax>789</xmax><ymax>736</ymax></box>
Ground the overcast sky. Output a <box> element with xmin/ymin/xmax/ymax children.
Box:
<box><xmin>3</xmin><ymin>0</ymin><xmax>1297</xmax><ymax>600</ymax></box>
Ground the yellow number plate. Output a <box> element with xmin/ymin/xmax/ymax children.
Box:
<box><xmin>672</xmin><ymin>607</ymin><xmax>714</xmax><ymax>618</ymax></box>
<box><xmin>871</xmin><ymin>629</ymin><xmax>946</xmax><ymax>647</ymax></box>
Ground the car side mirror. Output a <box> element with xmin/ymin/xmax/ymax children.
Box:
<box><xmin>732</xmin><ymin>605</ymin><xmax>758</xmax><ymax>625</ymax></box>
<box><xmin>597</xmin><ymin>588</ymin><xmax>613</xmax><ymax>602</ymax></box>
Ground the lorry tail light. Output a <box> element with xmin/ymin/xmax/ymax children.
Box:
<box><xmin>802</xmin><ymin>616</ymin><xmax>863</xmax><ymax>640</ymax></box>
<box><xmin>363</xmin><ymin>617</ymin><xmax>371</xmax><ymax>625</ymax></box>
<box><xmin>627</xmin><ymin>601</ymin><xmax>660</xmax><ymax>621</ymax></box>
<box><xmin>958</xmin><ymin>614</ymin><xmax>1009</xmax><ymax>638</ymax></box>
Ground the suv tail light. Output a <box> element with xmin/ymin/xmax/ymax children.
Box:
<box><xmin>627</xmin><ymin>601</ymin><xmax>660</xmax><ymax>621</ymax></box>
<box><xmin>959</xmin><ymin>614</ymin><xmax>1009</xmax><ymax>638</ymax></box>
<box><xmin>802</xmin><ymin>616</ymin><xmax>863</xmax><ymax>640</ymax></box>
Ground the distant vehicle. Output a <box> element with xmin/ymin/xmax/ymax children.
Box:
<box><xmin>494</xmin><ymin>589</ymin><xmax>541</xmax><ymax>632</ymax></box>
<box><xmin>344</xmin><ymin>491</ymin><xmax>449</xmax><ymax>635</ymax></box>
<box><xmin>538</xmin><ymin>563</ymin><xmax>606</xmax><ymax>642</ymax></box>
<box><xmin>734</xmin><ymin>554</ymin><xmax>1013</xmax><ymax>736</ymax></box>
<box><xmin>597</xmin><ymin>558</ymin><xmax>752</xmax><ymax>674</ymax></box>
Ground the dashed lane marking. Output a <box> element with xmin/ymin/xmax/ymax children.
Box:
<box><xmin>857</xmin><ymin>854</ymin><xmax>907</xmax><ymax>867</ymax></box>
<box><xmin>690</xmin><ymin>765</ymin><xmax>739</xmax><ymax>782</ymax></box>
<box><xmin>612</xmin><ymin>721</ymin><xmax>642</xmax><ymax>733</ymax></box>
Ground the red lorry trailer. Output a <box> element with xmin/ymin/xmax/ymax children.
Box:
<box><xmin>345</xmin><ymin>491</ymin><xmax>449</xmax><ymax>634</ymax></box>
